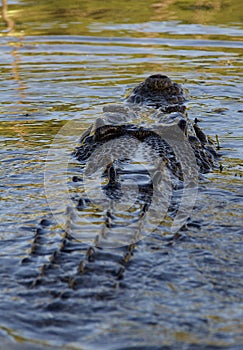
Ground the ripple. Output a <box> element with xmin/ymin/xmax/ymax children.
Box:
<box><xmin>0</xmin><ymin>2</ymin><xmax>242</xmax><ymax>349</ymax></box>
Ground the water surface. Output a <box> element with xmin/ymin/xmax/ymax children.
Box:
<box><xmin>0</xmin><ymin>1</ymin><xmax>242</xmax><ymax>349</ymax></box>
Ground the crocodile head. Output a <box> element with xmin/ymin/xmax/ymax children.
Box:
<box><xmin>126</xmin><ymin>74</ymin><xmax>186</xmax><ymax>113</ymax></box>
<box><xmin>74</xmin><ymin>74</ymin><xmax>216</xmax><ymax>174</ymax></box>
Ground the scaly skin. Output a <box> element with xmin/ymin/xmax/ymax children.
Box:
<box><xmin>19</xmin><ymin>74</ymin><xmax>217</xmax><ymax>295</ymax></box>
<box><xmin>74</xmin><ymin>74</ymin><xmax>216</xmax><ymax>173</ymax></box>
<box><xmin>126</xmin><ymin>74</ymin><xmax>186</xmax><ymax>111</ymax></box>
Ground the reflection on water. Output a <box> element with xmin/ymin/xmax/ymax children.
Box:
<box><xmin>0</xmin><ymin>0</ymin><xmax>242</xmax><ymax>349</ymax></box>
<box><xmin>1</xmin><ymin>0</ymin><xmax>14</xmax><ymax>32</ymax></box>
<box><xmin>1</xmin><ymin>0</ymin><xmax>243</xmax><ymax>36</ymax></box>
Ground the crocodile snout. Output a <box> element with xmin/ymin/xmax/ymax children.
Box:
<box><xmin>145</xmin><ymin>74</ymin><xmax>172</xmax><ymax>90</ymax></box>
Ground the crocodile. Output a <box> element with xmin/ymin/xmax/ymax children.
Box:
<box><xmin>18</xmin><ymin>74</ymin><xmax>217</xmax><ymax>298</ymax></box>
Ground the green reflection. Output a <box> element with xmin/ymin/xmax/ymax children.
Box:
<box><xmin>0</xmin><ymin>0</ymin><xmax>242</xmax><ymax>36</ymax></box>
<box><xmin>0</xmin><ymin>119</ymin><xmax>69</xmax><ymax>147</ymax></box>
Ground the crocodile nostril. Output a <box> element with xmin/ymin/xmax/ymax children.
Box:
<box><xmin>149</xmin><ymin>74</ymin><xmax>168</xmax><ymax>79</ymax></box>
<box><xmin>145</xmin><ymin>74</ymin><xmax>172</xmax><ymax>91</ymax></box>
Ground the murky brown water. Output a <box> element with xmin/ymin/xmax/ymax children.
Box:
<box><xmin>0</xmin><ymin>1</ymin><xmax>242</xmax><ymax>349</ymax></box>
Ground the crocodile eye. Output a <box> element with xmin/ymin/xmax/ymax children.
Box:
<box><xmin>135</xmin><ymin>95</ymin><xmax>141</xmax><ymax>104</ymax></box>
<box><xmin>177</xmin><ymin>119</ymin><xmax>187</xmax><ymax>134</ymax></box>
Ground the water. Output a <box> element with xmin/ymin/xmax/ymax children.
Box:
<box><xmin>0</xmin><ymin>0</ymin><xmax>242</xmax><ymax>349</ymax></box>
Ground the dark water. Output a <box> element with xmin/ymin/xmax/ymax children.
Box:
<box><xmin>0</xmin><ymin>1</ymin><xmax>242</xmax><ymax>349</ymax></box>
